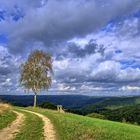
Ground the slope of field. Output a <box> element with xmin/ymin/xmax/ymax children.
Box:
<box><xmin>26</xmin><ymin>107</ymin><xmax>140</xmax><ymax>140</ymax></box>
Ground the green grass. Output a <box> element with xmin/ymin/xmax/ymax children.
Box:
<box><xmin>26</xmin><ymin>107</ymin><xmax>140</xmax><ymax>140</ymax></box>
<box><xmin>0</xmin><ymin>110</ymin><xmax>17</xmax><ymax>129</ymax></box>
<box><xmin>13</xmin><ymin>109</ymin><xmax>44</xmax><ymax>140</ymax></box>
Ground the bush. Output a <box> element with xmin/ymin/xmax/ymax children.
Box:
<box><xmin>38</xmin><ymin>102</ymin><xmax>57</xmax><ymax>110</ymax></box>
<box><xmin>87</xmin><ymin>113</ymin><xmax>106</xmax><ymax>119</ymax></box>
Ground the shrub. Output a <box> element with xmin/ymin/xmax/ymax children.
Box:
<box><xmin>39</xmin><ymin>102</ymin><xmax>57</xmax><ymax>110</ymax></box>
<box><xmin>87</xmin><ymin>113</ymin><xmax>106</xmax><ymax>119</ymax></box>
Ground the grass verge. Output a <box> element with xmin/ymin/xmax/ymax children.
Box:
<box><xmin>0</xmin><ymin>110</ymin><xmax>17</xmax><ymax>130</ymax></box>
<box><xmin>13</xmin><ymin>108</ymin><xmax>44</xmax><ymax>140</ymax></box>
<box><xmin>0</xmin><ymin>103</ymin><xmax>17</xmax><ymax>130</ymax></box>
<box><xmin>27</xmin><ymin>107</ymin><xmax>140</xmax><ymax>140</ymax></box>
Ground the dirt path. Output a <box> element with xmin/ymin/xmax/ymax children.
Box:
<box><xmin>22</xmin><ymin>109</ymin><xmax>56</xmax><ymax>140</ymax></box>
<box><xmin>0</xmin><ymin>111</ymin><xmax>24</xmax><ymax>140</ymax></box>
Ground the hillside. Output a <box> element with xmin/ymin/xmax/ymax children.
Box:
<box><xmin>1</xmin><ymin>104</ymin><xmax>140</xmax><ymax>140</ymax></box>
<box><xmin>1</xmin><ymin>95</ymin><xmax>140</xmax><ymax>109</ymax></box>
<box><xmin>75</xmin><ymin>96</ymin><xmax>140</xmax><ymax>115</ymax></box>
<box><xmin>100</xmin><ymin>104</ymin><xmax>140</xmax><ymax>124</ymax></box>
<box><xmin>26</xmin><ymin>107</ymin><xmax>140</xmax><ymax>140</ymax></box>
<box><xmin>0</xmin><ymin>95</ymin><xmax>105</xmax><ymax>108</ymax></box>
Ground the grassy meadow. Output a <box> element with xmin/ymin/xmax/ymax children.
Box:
<box><xmin>1</xmin><ymin>103</ymin><xmax>140</xmax><ymax>140</ymax></box>
<box><xmin>26</xmin><ymin>107</ymin><xmax>140</xmax><ymax>140</ymax></box>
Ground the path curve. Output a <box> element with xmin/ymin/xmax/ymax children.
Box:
<box><xmin>0</xmin><ymin>111</ymin><xmax>24</xmax><ymax>140</ymax></box>
<box><xmin>22</xmin><ymin>109</ymin><xmax>56</xmax><ymax>140</ymax></box>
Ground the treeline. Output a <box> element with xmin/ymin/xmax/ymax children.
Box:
<box><xmin>67</xmin><ymin>104</ymin><xmax>140</xmax><ymax>125</ymax></box>
<box><xmin>100</xmin><ymin>104</ymin><xmax>140</xmax><ymax>125</ymax></box>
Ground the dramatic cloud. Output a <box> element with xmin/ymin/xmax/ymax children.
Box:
<box><xmin>0</xmin><ymin>0</ymin><xmax>140</xmax><ymax>95</ymax></box>
<box><xmin>0</xmin><ymin>46</ymin><xmax>21</xmax><ymax>93</ymax></box>
<box><xmin>0</xmin><ymin>0</ymin><xmax>140</xmax><ymax>53</ymax></box>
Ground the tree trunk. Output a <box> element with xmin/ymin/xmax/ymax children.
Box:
<box><xmin>33</xmin><ymin>94</ymin><xmax>37</xmax><ymax>108</ymax></box>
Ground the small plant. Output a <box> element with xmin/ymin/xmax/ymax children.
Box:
<box><xmin>87</xmin><ymin>113</ymin><xmax>106</xmax><ymax>119</ymax></box>
<box><xmin>39</xmin><ymin>102</ymin><xmax>57</xmax><ymax>110</ymax></box>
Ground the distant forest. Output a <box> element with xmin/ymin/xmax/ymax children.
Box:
<box><xmin>1</xmin><ymin>95</ymin><xmax>140</xmax><ymax>125</ymax></box>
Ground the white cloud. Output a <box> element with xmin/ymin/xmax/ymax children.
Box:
<box><xmin>0</xmin><ymin>0</ymin><xmax>140</xmax><ymax>53</ymax></box>
<box><xmin>57</xmin><ymin>83</ymin><xmax>76</xmax><ymax>91</ymax></box>
<box><xmin>120</xmin><ymin>85</ymin><xmax>140</xmax><ymax>91</ymax></box>
<box><xmin>0</xmin><ymin>46</ymin><xmax>21</xmax><ymax>93</ymax></box>
<box><xmin>0</xmin><ymin>1</ymin><xmax>140</xmax><ymax>95</ymax></box>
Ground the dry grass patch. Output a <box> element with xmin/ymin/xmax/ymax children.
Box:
<box><xmin>0</xmin><ymin>103</ymin><xmax>11</xmax><ymax>114</ymax></box>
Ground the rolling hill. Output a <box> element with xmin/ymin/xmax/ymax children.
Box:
<box><xmin>21</xmin><ymin>107</ymin><xmax>140</xmax><ymax>140</ymax></box>
<box><xmin>1</xmin><ymin>103</ymin><xmax>140</xmax><ymax>140</ymax></box>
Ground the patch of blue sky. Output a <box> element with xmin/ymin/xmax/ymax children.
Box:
<box><xmin>101</xmin><ymin>9</ymin><xmax>139</xmax><ymax>33</ymax></box>
<box><xmin>101</xmin><ymin>17</ymin><xmax>125</xmax><ymax>33</ymax></box>
<box><xmin>0</xmin><ymin>10</ymin><xmax>6</xmax><ymax>21</ymax></box>
<box><xmin>130</xmin><ymin>9</ymin><xmax>140</xmax><ymax>18</ymax></box>
<box><xmin>101</xmin><ymin>22</ymin><xmax>114</xmax><ymax>32</ymax></box>
<box><xmin>120</xmin><ymin>59</ymin><xmax>137</xmax><ymax>69</ymax></box>
<box><xmin>11</xmin><ymin>6</ymin><xmax>24</xmax><ymax>21</ymax></box>
<box><xmin>11</xmin><ymin>13</ymin><xmax>23</xmax><ymax>21</ymax></box>
<box><xmin>0</xmin><ymin>6</ymin><xmax>24</xmax><ymax>22</ymax></box>
<box><xmin>0</xmin><ymin>34</ymin><xmax>8</xmax><ymax>45</ymax></box>
<box><xmin>131</xmin><ymin>65</ymin><xmax>140</xmax><ymax>69</ymax></box>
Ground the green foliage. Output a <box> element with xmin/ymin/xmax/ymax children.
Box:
<box><xmin>87</xmin><ymin>113</ymin><xmax>106</xmax><ymax>119</ymax></box>
<box><xmin>67</xmin><ymin>97</ymin><xmax>140</xmax><ymax>125</ymax></box>
<box><xmin>80</xmin><ymin>96</ymin><xmax>140</xmax><ymax>115</ymax></box>
<box><xmin>0</xmin><ymin>111</ymin><xmax>17</xmax><ymax>129</ymax></box>
<box><xmin>20</xmin><ymin>50</ymin><xmax>53</xmax><ymax>93</ymax></box>
<box><xmin>27</xmin><ymin>107</ymin><xmax>140</xmax><ymax>140</ymax></box>
<box><xmin>101</xmin><ymin>104</ymin><xmax>140</xmax><ymax>125</ymax></box>
<box><xmin>39</xmin><ymin>102</ymin><xmax>57</xmax><ymax>110</ymax></box>
<box><xmin>20</xmin><ymin>50</ymin><xmax>53</xmax><ymax>107</ymax></box>
<box><xmin>14</xmin><ymin>109</ymin><xmax>44</xmax><ymax>140</ymax></box>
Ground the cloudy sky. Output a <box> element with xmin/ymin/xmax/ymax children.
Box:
<box><xmin>0</xmin><ymin>0</ymin><xmax>140</xmax><ymax>96</ymax></box>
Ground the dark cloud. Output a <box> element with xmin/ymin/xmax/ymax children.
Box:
<box><xmin>0</xmin><ymin>1</ymin><xmax>140</xmax><ymax>94</ymax></box>
<box><xmin>0</xmin><ymin>46</ymin><xmax>21</xmax><ymax>93</ymax></box>
<box><xmin>0</xmin><ymin>0</ymin><xmax>140</xmax><ymax>53</ymax></box>
<box><xmin>68</xmin><ymin>40</ymin><xmax>101</xmax><ymax>58</ymax></box>
<box><xmin>52</xmin><ymin>39</ymin><xmax>105</xmax><ymax>60</ymax></box>
<box><xmin>0</xmin><ymin>67</ymin><xmax>12</xmax><ymax>75</ymax></box>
